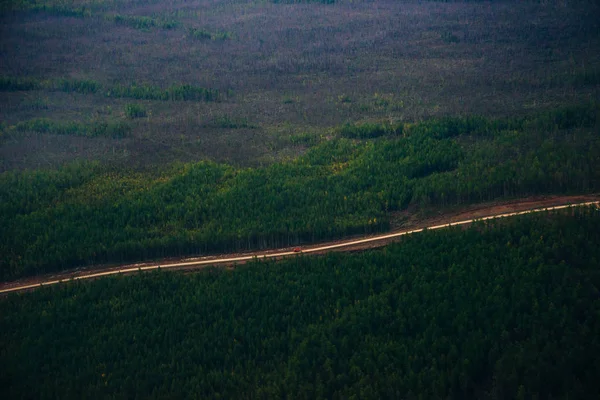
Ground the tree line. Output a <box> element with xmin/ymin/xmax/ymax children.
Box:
<box><xmin>0</xmin><ymin>76</ymin><xmax>224</xmax><ymax>102</ymax></box>
<box><xmin>10</xmin><ymin>118</ymin><xmax>130</xmax><ymax>138</ymax></box>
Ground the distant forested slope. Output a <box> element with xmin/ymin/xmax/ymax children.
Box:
<box><xmin>1</xmin><ymin>207</ymin><xmax>599</xmax><ymax>399</ymax></box>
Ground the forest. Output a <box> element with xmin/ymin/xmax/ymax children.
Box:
<box><xmin>1</xmin><ymin>0</ymin><xmax>600</xmax><ymax>397</ymax></box>
<box><xmin>1</xmin><ymin>104</ymin><xmax>599</xmax><ymax>280</ymax></box>
<box><xmin>2</xmin><ymin>208</ymin><xmax>599</xmax><ymax>399</ymax></box>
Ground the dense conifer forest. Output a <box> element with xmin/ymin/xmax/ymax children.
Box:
<box><xmin>2</xmin><ymin>209</ymin><xmax>600</xmax><ymax>399</ymax></box>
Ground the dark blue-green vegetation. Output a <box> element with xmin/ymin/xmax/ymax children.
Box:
<box><xmin>106</xmin><ymin>14</ymin><xmax>179</xmax><ymax>30</ymax></box>
<box><xmin>0</xmin><ymin>76</ymin><xmax>100</xmax><ymax>93</ymax></box>
<box><xmin>2</xmin><ymin>208</ymin><xmax>599</xmax><ymax>399</ymax></box>
<box><xmin>0</xmin><ymin>0</ymin><xmax>170</xmax><ymax>16</ymax></box>
<box><xmin>188</xmin><ymin>27</ymin><xmax>233</xmax><ymax>41</ymax></box>
<box><xmin>0</xmin><ymin>76</ymin><xmax>222</xmax><ymax>102</ymax></box>
<box><xmin>1</xmin><ymin>104</ymin><xmax>599</xmax><ymax>280</ymax></box>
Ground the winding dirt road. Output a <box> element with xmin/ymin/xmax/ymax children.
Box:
<box><xmin>1</xmin><ymin>196</ymin><xmax>598</xmax><ymax>295</ymax></box>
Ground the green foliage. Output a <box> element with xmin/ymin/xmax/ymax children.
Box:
<box><xmin>124</xmin><ymin>103</ymin><xmax>147</xmax><ymax>119</ymax></box>
<box><xmin>13</xmin><ymin>118</ymin><xmax>81</xmax><ymax>136</ymax></box>
<box><xmin>337</xmin><ymin>116</ymin><xmax>494</xmax><ymax>140</ymax></box>
<box><xmin>0</xmin><ymin>76</ymin><xmax>221</xmax><ymax>102</ymax></box>
<box><xmin>0</xmin><ymin>76</ymin><xmax>100</xmax><ymax>93</ymax></box>
<box><xmin>0</xmin><ymin>160</ymin><xmax>101</xmax><ymax>217</ymax></box>
<box><xmin>89</xmin><ymin>121</ymin><xmax>130</xmax><ymax>138</ymax></box>
<box><xmin>49</xmin><ymin>78</ymin><xmax>101</xmax><ymax>94</ymax></box>
<box><xmin>20</xmin><ymin>97</ymin><xmax>49</xmax><ymax>111</ymax></box>
<box><xmin>1</xmin><ymin>210</ymin><xmax>600</xmax><ymax>398</ymax></box>
<box><xmin>3</xmin><ymin>2</ymin><xmax>93</xmax><ymax>17</ymax></box>
<box><xmin>0</xmin><ymin>0</ymin><xmax>163</xmax><ymax>16</ymax></box>
<box><xmin>526</xmin><ymin>104</ymin><xmax>598</xmax><ymax>131</ymax></box>
<box><xmin>107</xmin><ymin>83</ymin><xmax>221</xmax><ymax>102</ymax></box>
<box><xmin>11</xmin><ymin>118</ymin><xmax>130</xmax><ymax>138</ymax></box>
<box><xmin>370</xmin><ymin>92</ymin><xmax>404</xmax><ymax>111</ymax></box>
<box><xmin>107</xmin><ymin>14</ymin><xmax>179</xmax><ymax>30</ymax></box>
<box><xmin>337</xmin><ymin>94</ymin><xmax>352</xmax><ymax>103</ymax></box>
<box><xmin>0</xmin><ymin>76</ymin><xmax>41</xmax><ymax>91</ymax></box>
<box><xmin>409</xmin><ymin>115</ymin><xmax>490</xmax><ymax>139</ymax></box>
<box><xmin>188</xmin><ymin>27</ymin><xmax>233</xmax><ymax>41</ymax></box>
<box><xmin>338</xmin><ymin>121</ymin><xmax>403</xmax><ymax>139</ymax></box>
<box><xmin>290</xmin><ymin>132</ymin><xmax>320</xmax><ymax>146</ymax></box>
<box><xmin>188</xmin><ymin>27</ymin><xmax>211</xmax><ymax>39</ymax></box>
<box><xmin>211</xmin><ymin>31</ymin><xmax>233</xmax><ymax>40</ymax></box>
<box><xmin>1</xmin><ymin>105</ymin><xmax>599</xmax><ymax>280</ymax></box>
<box><xmin>441</xmin><ymin>31</ymin><xmax>460</xmax><ymax>43</ymax></box>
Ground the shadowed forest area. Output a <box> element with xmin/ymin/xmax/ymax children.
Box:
<box><xmin>2</xmin><ymin>209</ymin><xmax>600</xmax><ymax>398</ymax></box>
<box><xmin>1</xmin><ymin>0</ymin><xmax>600</xmax><ymax>398</ymax></box>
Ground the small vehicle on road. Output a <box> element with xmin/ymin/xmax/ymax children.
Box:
<box><xmin>293</xmin><ymin>247</ymin><xmax>302</xmax><ymax>253</ymax></box>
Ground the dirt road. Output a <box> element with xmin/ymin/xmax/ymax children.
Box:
<box><xmin>1</xmin><ymin>195</ymin><xmax>598</xmax><ymax>295</ymax></box>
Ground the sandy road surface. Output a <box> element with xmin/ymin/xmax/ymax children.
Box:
<box><xmin>1</xmin><ymin>195</ymin><xmax>599</xmax><ymax>295</ymax></box>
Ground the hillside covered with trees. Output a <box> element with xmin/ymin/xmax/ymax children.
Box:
<box><xmin>2</xmin><ymin>208</ymin><xmax>600</xmax><ymax>399</ymax></box>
